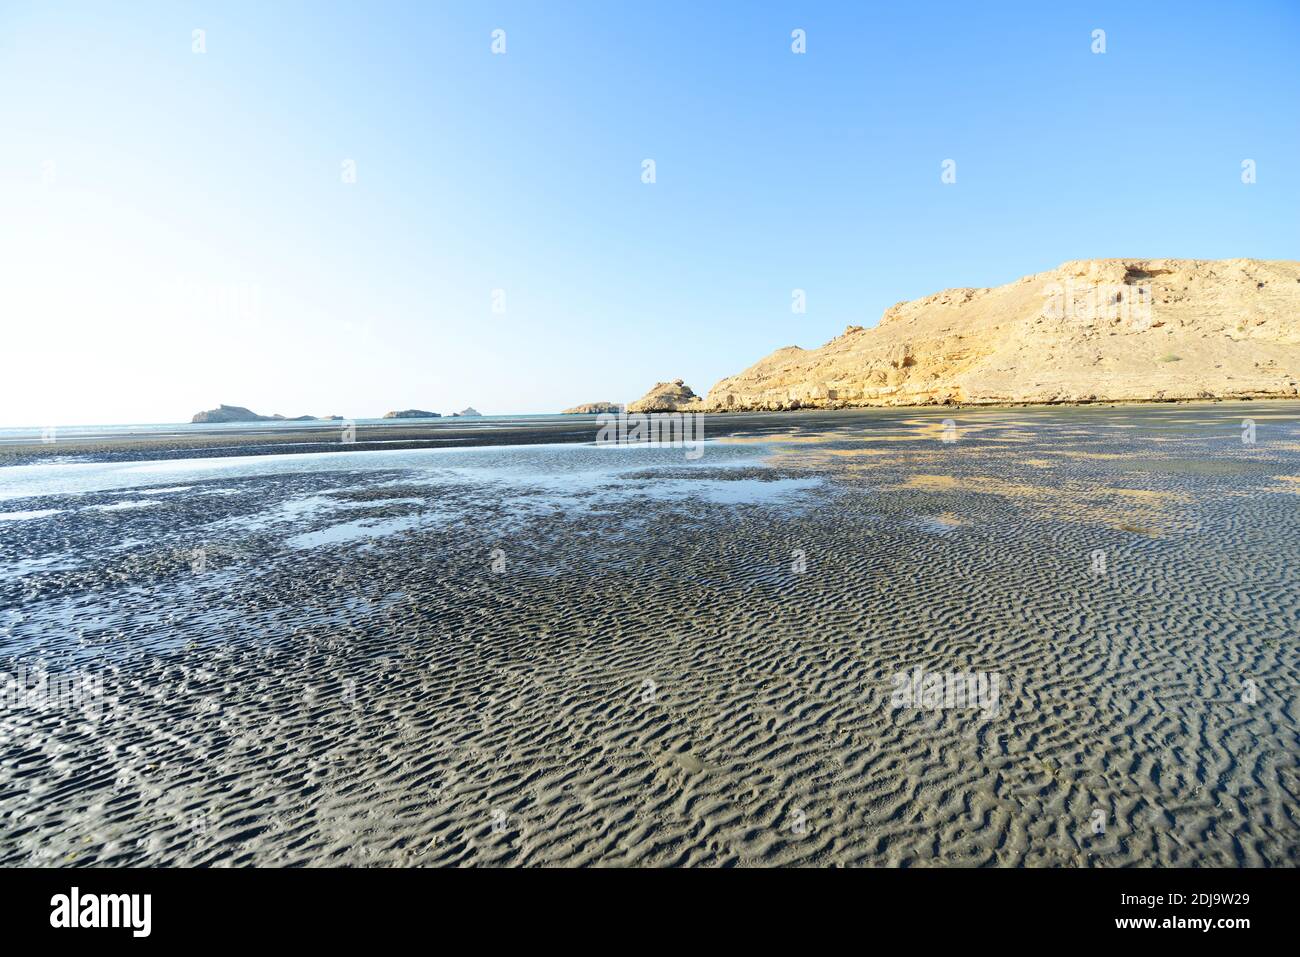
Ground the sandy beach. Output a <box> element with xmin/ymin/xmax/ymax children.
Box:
<box><xmin>1</xmin><ymin>402</ymin><xmax>1296</xmax><ymax>866</ymax></box>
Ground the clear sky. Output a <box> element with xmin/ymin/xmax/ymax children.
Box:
<box><xmin>1</xmin><ymin>1</ymin><xmax>1296</xmax><ymax>426</ymax></box>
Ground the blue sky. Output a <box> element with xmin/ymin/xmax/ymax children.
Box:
<box><xmin>1</xmin><ymin>0</ymin><xmax>1296</xmax><ymax>425</ymax></box>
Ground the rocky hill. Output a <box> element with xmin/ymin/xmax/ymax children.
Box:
<box><xmin>687</xmin><ymin>259</ymin><xmax>1300</xmax><ymax>410</ymax></box>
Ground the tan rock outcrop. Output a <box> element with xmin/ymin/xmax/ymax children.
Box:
<box><xmin>627</xmin><ymin>379</ymin><xmax>705</xmax><ymax>412</ymax></box>
<box><xmin>701</xmin><ymin>259</ymin><xmax>1300</xmax><ymax>410</ymax></box>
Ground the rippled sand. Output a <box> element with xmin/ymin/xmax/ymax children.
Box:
<box><xmin>1</xmin><ymin>403</ymin><xmax>1298</xmax><ymax>866</ymax></box>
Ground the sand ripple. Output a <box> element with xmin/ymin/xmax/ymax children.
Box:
<box><xmin>1</xmin><ymin>406</ymin><xmax>1298</xmax><ymax>865</ymax></box>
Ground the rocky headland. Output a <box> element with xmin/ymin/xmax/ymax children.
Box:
<box><xmin>629</xmin><ymin>259</ymin><xmax>1300</xmax><ymax>411</ymax></box>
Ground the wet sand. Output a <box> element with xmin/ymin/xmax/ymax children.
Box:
<box><xmin>1</xmin><ymin>402</ymin><xmax>1277</xmax><ymax>467</ymax></box>
<box><xmin>1</xmin><ymin>402</ymin><xmax>1298</xmax><ymax>865</ymax></box>
<box><xmin>1</xmin><ymin>410</ymin><xmax>930</xmax><ymax>467</ymax></box>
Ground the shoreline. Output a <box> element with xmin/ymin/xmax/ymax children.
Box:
<box><xmin>641</xmin><ymin>392</ymin><xmax>1300</xmax><ymax>415</ymax></box>
<box><xmin>2</xmin><ymin>396</ymin><xmax>1297</xmax><ymax>467</ymax></box>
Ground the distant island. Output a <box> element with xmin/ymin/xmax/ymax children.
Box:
<box><xmin>191</xmin><ymin>404</ymin><xmax>478</xmax><ymax>423</ymax></box>
<box><xmin>561</xmin><ymin>401</ymin><xmax>623</xmax><ymax>414</ymax></box>
<box><xmin>628</xmin><ymin>259</ymin><xmax>1300</xmax><ymax>411</ymax></box>
<box><xmin>191</xmin><ymin>404</ymin><xmax>343</xmax><ymax>424</ymax></box>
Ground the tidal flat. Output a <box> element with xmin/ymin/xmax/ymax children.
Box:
<box><xmin>1</xmin><ymin>403</ymin><xmax>1297</xmax><ymax>866</ymax></box>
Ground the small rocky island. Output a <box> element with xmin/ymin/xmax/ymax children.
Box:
<box><xmin>561</xmin><ymin>401</ymin><xmax>623</xmax><ymax>414</ymax></box>
<box><xmin>191</xmin><ymin>404</ymin><xmax>342</xmax><ymax>424</ymax></box>
<box><xmin>383</xmin><ymin>409</ymin><xmax>441</xmax><ymax>419</ymax></box>
<box><xmin>450</xmin><ymin>407</ymin><xmax>482</xmax><ymax>417</ymax></box>
<box><xmin>626</xmin><ymin>380</ymin><xmax>704</xmax><ymax>413</ymax></box>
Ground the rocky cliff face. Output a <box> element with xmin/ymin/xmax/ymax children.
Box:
<box><xmin>701</xmin><ymin>259</ymin><xmax>1300</xmax><ymax>410</ymax></box>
